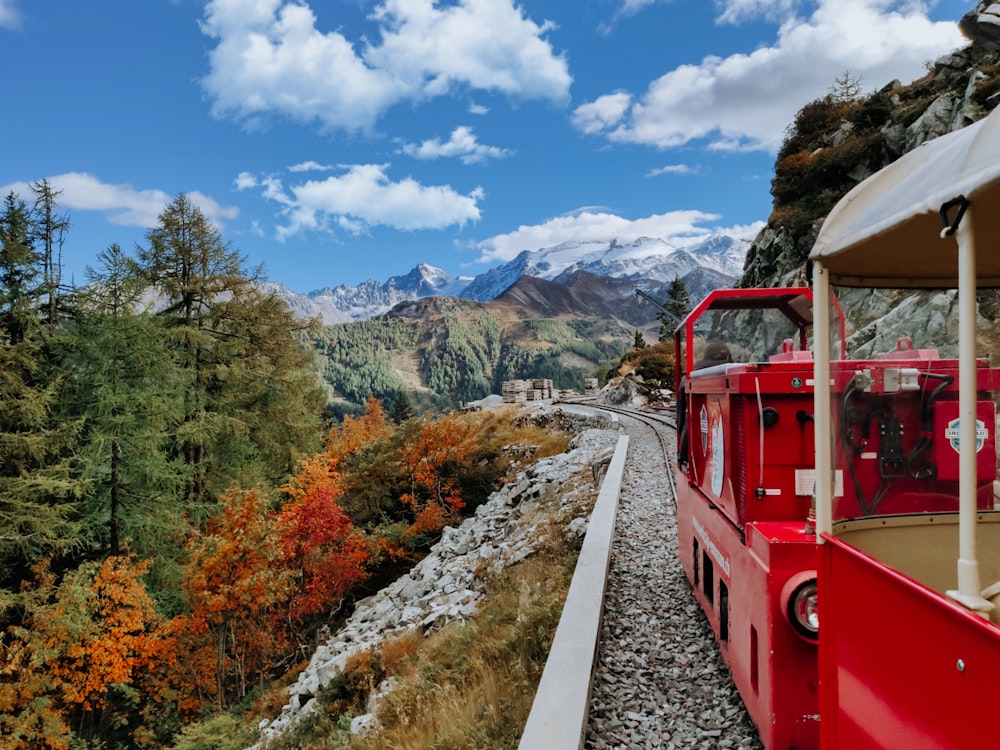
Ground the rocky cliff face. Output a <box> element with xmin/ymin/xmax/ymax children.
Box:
<box><xmin>740</xmin><ymin>6</ymin><xmax>1000</xmax><ymax>353</ymax></box>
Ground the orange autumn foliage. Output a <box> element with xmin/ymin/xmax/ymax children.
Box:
<box><xmin>278</xmin><ymin>401</ymin><xmax>379</xmax><ymax>627</ymax></box>
<box><xmin>0</xmin><ymin>401</ymin><xmax>514</xmax><ymax>746</ymax></box>
<box><xmin>285</xmin><ymin>395</ymin><xmax>390</xmax><ymax>503</ymax></box>
<box><xmin>176</xmin><ymin>487</ymin><xmax>289</xmax><ymax>711</ymax></box>
<box><xmin>0</xmin><ymin>557</ymin><xmax>161</xmax><ymax>749</ymax></box>
<box><xmin>399</xmin><ymin>413</ymin><xmax>476</xmax><ymax>539</ymax></box>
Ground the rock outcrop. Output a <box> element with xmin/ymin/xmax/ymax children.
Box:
<box><xmin>961</xmin><ymin>2</ymin><xmax>1000</xmax><ymax>51</ymax></box>
<box><xmin>741</xmin><ymin>10</ymin><xmax>1000</xmax><ymax>351</ymax></box>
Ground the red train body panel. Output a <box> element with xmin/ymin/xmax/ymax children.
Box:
<box><xmin>672</xmin><ymin>287</ymin><xmax>1000</xmax><ymax>750</ymax></box>
<box><xmin>819</xmin><ymin>518</ymin><xmax>1000</xmax><ymax>750</ymax></box>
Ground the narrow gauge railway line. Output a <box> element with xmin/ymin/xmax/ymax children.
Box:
<box><xmin>572</xmin><ymin>402</ymin><xmax>679</xmax><ymax>499</ymax></box>
<box><xmin>563</xmin><ymin>402</ymin><xmax>761</xmax><ymax>750</ymax></box>
<box><xmin>558</xmin><ymin>398</ymin><xmax>679</xmax><ymax>500</ymax></box>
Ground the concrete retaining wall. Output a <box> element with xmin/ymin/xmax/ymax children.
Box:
<box><xmin>518</xmin><ymin>434</ymin><xmax>629</xmax><ymax>749</ymax></box>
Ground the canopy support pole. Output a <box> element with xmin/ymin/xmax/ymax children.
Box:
<box><xmin>946</xmin><ymin>210</ymin><xmax>993</xmax><ymax>616</ymax></box>
<box><xmin>813</xmin><ymin>262</ymin><xmax>833</xmax><ymax>539</ymax></box>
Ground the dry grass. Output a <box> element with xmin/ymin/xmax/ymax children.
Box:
<box><xmin>267</xmin><ymin>545</ymin><xmax>576</xmax><ymax>750</ymax></box>
<box><xmin>353</xmin><ymin>547</ymin><xmax>576</xmax><ymax>750</ymax></box>
<box><xmin>461</xmin><ymin>407</ymin><xmax>572</xmax><ymax>460</ymax></box>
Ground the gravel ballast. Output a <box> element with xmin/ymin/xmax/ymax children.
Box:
<box><xmin>584</xmin><ymin>413</ymin><xmax>763</xmax><ymax>750</ymax></box>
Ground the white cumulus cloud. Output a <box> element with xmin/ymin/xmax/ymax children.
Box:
<box><xmin>572</xmin><ymin>92</ymin><xmax>633</xmax><ymax>135</ymax></box>
<box><xmin>241</xmin><ymin>163</ymin><xmax>483</xmax><ymax>240</ymax></box>
<box><xmin>715</xmin><ymin>0</ymin><xmax>803</xmax><ymax>25</ymax></box>
<box><xmin>288</xmin><ymin>160</ymin><xmax>334</xmax><ymax>173</ymax></box>
<box><xmin>199</xmin><ymin>0</ymin><xmax>571</xmax><ymax>133</ymax></box>
<box><xmin>575</xmin><ymin>0</ymin><xmax>965</xmax><ymax>153</ymax></box>
<box><xmin>647</xmin><ymin>164</ymin><xmax>699</xmax><ymax>176</ymax></box>
<box><xmin>475</xmin><ymin>208</ymin><xmax>763</xmax><ymax>263</ymax></box>
<box><xmin>399</xmin><ymin>126</ymin><xmax>514</xmax><ymax>164</ymax></box>
<box><xmin>0</xmin><ymin>173</ymin><xmax>238</xmax><ymax>228</ymax></box>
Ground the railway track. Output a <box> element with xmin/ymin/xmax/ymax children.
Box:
<box><xmin>566</xmin><ymin>400</ymin><xmax>679</xmax><ymax>503</ymax></box>
<box><xmin>555</xmin><ymin>400</ymin><xmax>761</xmax><ymax>749</ymax></box>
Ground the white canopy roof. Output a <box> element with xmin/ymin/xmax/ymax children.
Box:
<box><xmin>810</xmin><ymin>105</ymin><xmax>1000</xmax><ymax>288</ymax></box>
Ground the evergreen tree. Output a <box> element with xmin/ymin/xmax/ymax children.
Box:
<box><xmin>633</xmin><ymin>330</ymin><xmax>646</xmax><ymax>349</ymax></box>
<box><xmin>57</xmin><ymin>245</ymin><xmax>189</xmax><ymax>567</ymax></box>
<box><xmin>28</xmin><ymin>180</ymin><xmax>69</xmax><ymax>333</ymax></box>
<box><xmin>829</xmin><ymin>69</ymin><xmax>864</xmax><ymax>103</ymax></box>
<box><xmin>0</xmin><ymin>196</ymin><xmax>85</xmax><ymax>620</ymax></box>
<box><xmin>391</xmin><ymin>389</ymin><xmax>414</xmax><ymax>423</ymax></box>
<box><xmin>135</xmin><ymin>194</ymin><xmax>325</xmax><ymax>504</ymax></box>
<box><xmin>0</xmin><ymin>193</ymin><xmax>42</xmax><ymax>346</ymax></box>
<box><xmin>0</xmin><ymin>340</ymin><xmax>85</xmax><ymax>618</ymax></box>
<box><xmin>660</xmin><ymin>276</ymin><xmax>691</xmax><ymax>341</ymax></box>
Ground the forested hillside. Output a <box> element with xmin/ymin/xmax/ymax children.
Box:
<box><xmin>0</xmin><ymin>186</ymin><xmax>569</xmax><ymax>749</ymax></box>
<box><xmin>312</xmin><ymin>294</ymin><xmax>632</xmax><ymax>418</ymax></box>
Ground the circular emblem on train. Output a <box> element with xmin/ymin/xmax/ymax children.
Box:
<box><xmin>711</xmin><ymin>417</ymin><xmax>725</xmax><ymax>496</ymax></box>
<box><xmin>791</xmin><ymin>377</ymin><xmax>803</xmax><ymax>389</ymax></box>
<box><xmin>700</xmin><ymin>405</ymin><xmax>708</xmax><ymax>449</ymax></box>
<box><xmin>945</xmin><ymin>417</ymin><xmax>987</xmax><ymax>453</ymax></box>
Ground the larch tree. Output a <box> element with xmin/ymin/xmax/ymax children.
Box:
<box><xmin>0</xmin><ymin>194</ymin><xmax>85</xmax><ymax>622</ymax></box>
<box><xmin>135</xmin><ymin>194</ymin><xmax>325</xmax><ymax>505</ymax></box>
<box><xmin>55</xmin><ymin>245</ymin><xmax>189</xmax><ymax>598</ymax></box>
<box><xmin>0</xmin><ymin>192</ymin><xmax>42</xmax><ymax>346</ymax></box>
<box><xmin>28</xmin><ymin>180</ymin><xmax>70</xmax><ymax>334</ymax></box>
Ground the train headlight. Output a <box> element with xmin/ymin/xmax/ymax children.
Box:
<box><xmin>781</xmin><ymin>573</ymin><xmax>819</xmax><ymax>642</ymax></box>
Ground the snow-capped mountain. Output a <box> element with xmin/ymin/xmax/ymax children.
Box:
<box><xmin>460</xmin><ymin>235</ymin><xmax>746</xmax><ymax>302</ymax></box>
<box><xmin>271</xmin><ymin>234</ymin><xmax>750</xmax><ymax>324</ymax></box>
<box><xmin>269</xmin><ymin>264</ymin><xmax>473</xmax><ymax>323</ymax></box>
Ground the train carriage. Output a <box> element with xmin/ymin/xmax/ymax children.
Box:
<box><xmin>674</xmin><ymin>103</ymin><xmax>1000</xmax><ymax>749</ymax></box>
<box><xmin>810</xmin><ymin>98</ymin><xmax>1000</xmax><ymax>749</ymax></box>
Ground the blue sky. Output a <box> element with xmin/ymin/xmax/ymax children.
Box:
<box><xmin>0</xmin><ymin>0</ymin><xmax>972</xmax><ymax>292</ymax></box>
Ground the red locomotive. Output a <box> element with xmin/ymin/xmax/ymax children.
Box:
<box><xmin>675</xmin><ymin>103</ymin><xmax>1000</xmax><ymax>749</ymax></box>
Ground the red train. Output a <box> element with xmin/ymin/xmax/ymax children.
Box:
<box><xmin>674</xmin><ymin>104</ymin><xmax>1000</xmax><ymax>749</ymax></box>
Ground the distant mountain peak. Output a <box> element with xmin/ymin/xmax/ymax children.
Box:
<box><xmin>269</xmin><ymin>233</ymin><xmax>749</xmax><ymax>324</ymax></box>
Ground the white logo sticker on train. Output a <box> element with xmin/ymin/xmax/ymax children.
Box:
<box><xmin>944</xmin><ymin>418</ymin><xmax>987</xmax><ymax>454</ymax></box>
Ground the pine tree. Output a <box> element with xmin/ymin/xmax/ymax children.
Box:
<box><xmin>135</xmin><ymin>194</ymin><xmax>325</xmax><ymax>504</ymax></box>
<box><xmin>660</xmin><ymin>275</ymin><xmax>691</xmax><ymax>341</ymax></box>
<box><xmin>633</xmin><ymin>330</ymin><xmax>646</xmax><ymax>349</ymax></box>
<box><xmin>57</xmin><ymin>245</ymin><xmax>189</xmax><ymax>567</ymax></box>
<box><xmin>391</xmin><ymin>389</ymin><xmax>414</xmax><ymax>423</ymax></box>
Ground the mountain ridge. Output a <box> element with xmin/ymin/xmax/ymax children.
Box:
<box><xmin>272</xmin><ymin>234</ymin><xmax>748</xmax><ymax>324</ymax></box>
